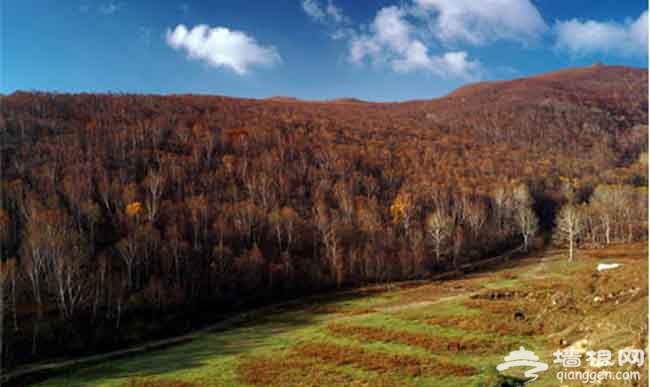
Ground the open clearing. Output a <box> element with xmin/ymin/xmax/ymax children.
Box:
<box><xmin>33</xmin><ymin>243</ymin><xmax>647</xmax><ymax>386</ymax></box>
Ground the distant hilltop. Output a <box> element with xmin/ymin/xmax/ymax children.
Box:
<box><xmin>265</xmin><ymin>96</ymin><xmax>368</xmax><ymax>104</ymax></box>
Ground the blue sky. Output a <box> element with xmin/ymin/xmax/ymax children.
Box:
<box><xmin>3</xmin><ymin>0</ymin><xmax>648</xmax><ymax>101</ymax></box>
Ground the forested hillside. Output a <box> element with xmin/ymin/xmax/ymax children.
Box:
<box><xmin>0</xmin><ymin>65</ymin><xmax>647</xmax><ymax>368</ymax></box>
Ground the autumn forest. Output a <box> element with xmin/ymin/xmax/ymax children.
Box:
<box><xmin>0</xmin><ymin>65</ymin><xmax>648</xmax><ymax>370</ymax></box>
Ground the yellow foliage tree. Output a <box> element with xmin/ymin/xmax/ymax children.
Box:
<box><xmin>390</xmin><ymin>192</ymin><xmax>412</xmax><ymax>226</ymax></box>
<box><xmin>125</xmin><ymin>202</ymin><xmax>143</xmax><ymax>217</ymax></box>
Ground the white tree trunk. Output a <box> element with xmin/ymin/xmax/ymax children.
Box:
<box><xmin>568</xmin><ymin>229</ymin><xmax>574</xmax><ymax>262</ymax></box>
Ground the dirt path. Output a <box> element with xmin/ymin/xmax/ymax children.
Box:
<box><xmin>0</xmin><ymin>317</ymin><xmax>236</xmax><ymax>385</ymax></box>
<box><xmin>377</xmin><ymin>250</ymin><xmax>553</xmax><ymax>315</ymax></box>
<box><xmin>374</xmin><ymin>294</ymin><xmax>468</xmax><ymax>313</ymax></box>
<box><xmin>2</xmin><ymin>244</ymin><xmax>526</xmax><ymax>386</ymax></box>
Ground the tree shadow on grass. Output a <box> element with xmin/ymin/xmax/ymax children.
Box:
<box><xmin>24</xmin><ymin>253</ymin><xmax>560</xmax><ymax>387</ymax></box>
<box><xmin>31</xmin><ymin>291</ymin><xmax>387</xmax><ymax>386</ymax></box>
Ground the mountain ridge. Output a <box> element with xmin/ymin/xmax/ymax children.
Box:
<box><xmin>6</xmin><ymin>65</ymin><xmax>646</xmax><ymax>106</ymax></box>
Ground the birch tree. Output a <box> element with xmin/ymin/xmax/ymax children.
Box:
<box><xmin>426</xmin><ymin>211</ymin><xmax>453</xmax><ymax>263</ymax></box>
<box><xmin>516</xmin><ymin>207</ymin><xmax>538</xmax><ymax>251</ymax></box>
<box><xmin>513</xmin><ymin>184</ymin><xmax>538</xmax><ymax>251</ymax></box>
<box><xmin>555</xmin><ymin>204</ymin><xmax>584</xmax><ymax>262</ymax></box>
<box><xmin>590</xmin><ymin>185</ymin><xmax>618</xmax><ymax>244</ymax></box>
<box><xmin>144</xmin><ymin>170</ymin><xmax>165</xmax><ymax>224</ymax></box>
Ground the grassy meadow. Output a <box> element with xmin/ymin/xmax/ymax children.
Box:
<box><xmin>34</xmin><ymin>243</ymin><xmax>648</xmax><ymax>387</ymax></box>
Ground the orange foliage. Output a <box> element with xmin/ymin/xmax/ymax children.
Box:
<box><xmin>125</xmin><ymin>202</ymin><xmax>143</xmax><ymax>217</ymax></box>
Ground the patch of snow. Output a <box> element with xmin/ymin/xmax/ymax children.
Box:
<box><xmin>597</xmin><ymin>263</ymin><xmax>621</xmax><ymax>271</ymax></box>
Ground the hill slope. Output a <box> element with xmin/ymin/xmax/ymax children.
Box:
<box><xmin>32</xmin><ymin>243</ymin><xmax>648</xmax><ymax>387</ymax></box>
<box><xmin>0</xmin><ymin>65</ymin><xmax>647</xmax><ymax>371</ymax></box>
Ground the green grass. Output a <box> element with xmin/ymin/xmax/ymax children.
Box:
<box><xmin>481</xmin><ymin>278</ymin><xmax>519</xmax><ymax>289</ymax></box>
<box><xmin>34</xmin><ymin>243</ymin><xmax>648</xmax><ymax>387</ymax></box>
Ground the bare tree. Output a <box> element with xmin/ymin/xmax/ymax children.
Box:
<box><xmin>461</xmin><ymin>196</ymin><xmax>486</xmax><ymax>237</ymax></box>
<box><xmin>324</xmin><ymin>218</ymin><xmax>344</xmax><ymax>288</ymax></box>
<box><xmin>620</xmin><ymin>186</ymin><xmax>644</xmax><ymax>243</ymax></box>
<box><xmin>515</xmin><ymin>207</ymin><xmax>538</xmax><ymax>252</ymax></box>
<box><xmin>513</xmin><ymin>184</ymin><xmax>538</xmax><ymax>251</ymax></box>
<box><xmin>49</xmin><ymin>229</ymin><xmax>87</xmax><ymax>320</ymax></box>
<box><xmin>426</xmin><ymin>210</ymin><xmax>453</xmax><ymax>263</ymax></box>
<box><xmin>21</xmin><ymin>207</ymin><xmax>47</xmax><ymax>354</ymax></box>
<box><xmin>268</xmin><ymin>208</ymin><xmax>284</xmax><ymax>250</ymax></box>
<box><xmin>590</xmin><ymin>185</ymin><xmax>617</xmax><ymax>244</ymax></box>
<box><xmin>555</xmin><ymin>204</ymin><xmax>584</xmax><ymax>262</ymax></box>
<box><xmin>334</xmin><ymin>180</ymin><xmax>354</xmax><ymax>223</ymax></box>
<box><xmin>589</xmin><ymin>184</ymin><xmax>647</xmax><ymax>245</ymax></box>
<box><xmin>117</xmin><ymin>235</ymin><xmax>138</xmax><ymax>291</ymax></box>
<box><xmin>269</xmin><ymin>206</ymin><xmax>299</xmax><ymax>251</ymax></box>
<box><xmin>492</xmin><ymin>186</ymin><xmax>508</xmax><ymax>229</ymax></box>
<box><xmin>144</xmin><ymin>170</ymin><xmax>165</xmax><ymax>224</ymax></box>
<box><xmin>280</xmin><ymin>207</ymin><xmax>299</xmax><ymax>249</ymax></box>
<box><xmin>187</xmin><ymin>195</ymin><xmax>210</xmax><ymax>251</ymax></box>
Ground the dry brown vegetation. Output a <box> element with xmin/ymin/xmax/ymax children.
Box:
<box><xmin>237</xmin><ymin>353</ymin><xmax>378</xmax><ymax>387</ymax></box>
<box><xmin>431</xmin><ymin>243</ymin><xmax>648</xmax><ymax>347</ymax></box>
<box><xmin>427</xmin><ymin>312</ymin><xmax>543</xmax><ymax>337</ymax></box>
<box><xmin>0</xmin><ymin>65</ymin><xmax>647</xmax><ymax>368</ymax></box>
<box><xmin>325</xmin><ymin>323</ymin><xmax>512</xmax><ymax>354</ymax></box>
<box><xmin>295</xmin><ymin>343</ymin><xmax>477</xmax><ymax>377</ymax></box>
<box><xmin>237</xmin><ymin>343</ymin><xmax>476</xmax><ymax>387</ymax></box>
<box><xmin>27</xmin><ymin>242</ymin><xmax>648</xmax><ymax>387</ymax></box>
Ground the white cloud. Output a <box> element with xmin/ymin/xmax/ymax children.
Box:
<box><xmin>434</xmin><ymin>51</ymin><xmax>482</xmax><ymax>79</ymax></box>
<box><xmin>349</xmin><ymin>7</ymin><xmax>411</xmax><ymax>66</ymax></box>
<box><xmin>392</xmin><ymin>44</ymin><xmax>481</xmax><ymax>80</ymax></box>
<box><xmin>302</xmin><ymin>0</ymin><xmax>351</xmax><ymax>39</ymax></box>
<box><xmin>302</xmin><ymin>0</ymin><xmax>326</xmax><ymax>21</ymax></box>
<box><xmin>554</xmin><ymin>11</ymin><xmax>648</xmax><ymax>57</ymax></box>
<box><xmin>326</xmin><ymin>1</ymin><xmax>345</xmax><ymax>23</ymax></box>
<box><xmin>414</xmin><ymin>0</ymin><xmax>547</xmax><ymax>45</ymax></box>
<box><xmin>166</xmin><ymin>24</ymin><xmax>281</xmax><ymax>75</ymax></box>
<box><xmin>303</xmin><ymin>0</ymin><xmax>646</xmax><ymax>80</ymax></box>
<box><xmin>99</xmin><ymin>2</ymin><xmax>120</xmax><ymax>15</ymax></box>
<box><xmin>391</xmin><ymin>41</ymin><xmax>431</xmax><ymax>72</ymax></box>
<box><xmin>302</xmin><ymin>0</ymin><xmax>348</xmax><ymax>23</ymax></box>
<box><xmin>372</xmin><ymin>6</ymin><xmax>412</xmax><ymax>52</ymax></box>
<box><xmin>395</xmin><ymin>50</ymin><xmax>482</xmax><ymax>79</ymax></box>
<box><xmin>350</xmin><ymin>6</ymin><xmax>482</xmax><ymax>80</ymax></box>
